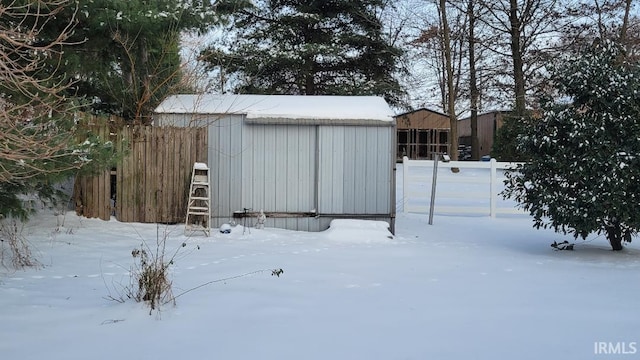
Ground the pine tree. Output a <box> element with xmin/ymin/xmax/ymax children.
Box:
<box><xmin>203</xmin><ymin>0</ymin><xmax>406</xmax><ymax>107</ymax></box>
<box><xmin>504</xmin><ymin>40</ymin><xmax>640</xmax><ymax>251</ymax></box>
<box><xmin>47</xmin><ymin>0</ymin><xmax>217</xmax><ymax>122</ymax></box>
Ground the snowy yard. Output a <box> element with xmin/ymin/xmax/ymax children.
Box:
<box><xmin>1</xmin><ymin>167</ymin><xmax>639</xmax><ymax>360</ymax></box>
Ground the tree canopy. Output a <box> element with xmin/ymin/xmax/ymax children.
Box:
<box><xmin>202</xmin><ymin>0</ymin><xmax>407</xmax><ymax>107</ymax></box>
<box><xmin>47</xmin><ymin>0</ymin><xmax>218</xmax><ymax>122</ymax></box>
<box><xmin>503</xmin><ymin>40</ymin><xmax>640</xmax><ymax>250</ymax></box>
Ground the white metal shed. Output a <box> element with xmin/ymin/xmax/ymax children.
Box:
<box><xmin>154</xmin><ymin>94</ymin><xmax>396</xmax><ymax>233</ymax></box>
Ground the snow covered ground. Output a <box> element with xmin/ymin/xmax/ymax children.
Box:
<box><xmin>1</xmin><ymin>166</ymin><xmax>639</xmax><ymax>360</ymax></box>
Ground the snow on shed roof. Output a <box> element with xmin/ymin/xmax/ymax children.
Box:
<box><xmin>155</xmin><ymin>94</ymin><xmax>394</xmax><ymax>122</ymax></box>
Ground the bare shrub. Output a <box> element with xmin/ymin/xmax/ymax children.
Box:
<box><xmin>130</xmin><ymin>242</ymin><xmax>178</xmax><ymax>312</ymax></box>
<box><xmin>0</xmin><ymin>218</ymin><xmax>40</xmax><ymax>269</ymax></box>
<box><xmin>104</xmin><ymin>225</ymin><xmax>283</xmax><ymax>316</ymax></box>
<box><xmin>106</xmin><ymin>226</ymin><xmax>186</xmax><ymax>315</ymax></box>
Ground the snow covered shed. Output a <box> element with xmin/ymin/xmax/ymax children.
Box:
<box><xmin>154</xmin><ymin>94</ymin><xmax>396</xmax><ymax>233</ymax></box>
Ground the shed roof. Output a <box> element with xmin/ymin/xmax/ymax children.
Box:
<box><xmin>155</xmin><ymin>94</ymin><xmax>395</xmax><ymax>123</ymax></box>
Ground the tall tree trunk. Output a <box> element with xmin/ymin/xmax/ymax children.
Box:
<box><xmin>468</xmin><ymin>0</ymin><xmax>480</xmax><ymax>160</ymax></box>
<box><xmin>620</xmin><ymin>0</ymin><xmax>632</xmax><ymax>44</ymax></box>
<box><xmin>509</xmin><ymin>0</ymin><xmax>526</xmax><ymax>115</ymax></box>
<box><xmin>138</xmin><ymin>39</ymin><xmax>151</xmax><ymax>124</ymax></box>
<box><xmin>439</xmin><ymin>0</ymin><xmax>458</xmax><ymax>160</ymax></box>
<box><xmin>302</xmin><ymin>24</ymin><xmax>316</xmax><ymax>95</ymax></box>
<box><xmin>604</xmin><ymin>219</ymin><xmax>624</xmax><ymax>251</ymax></box>
<box><xmin>305</xmin><ymin>71</ymin><xmax>315</xmax><ymax>95</ymax></box>
<box><xmin>303</xmin><ymin>52</ymin><xmax>316</xmax><ymax>95</ymax></box>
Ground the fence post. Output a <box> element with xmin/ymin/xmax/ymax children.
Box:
<box><xmin>490</xmin><ymin>158</ymin><xmax>497</xmax><ymax>218</ymax></box>
<box><xmin>428</xmin><ymin>154</ymin><xmax>440</xmax><ymax>225</ymax></box>
<box><xmin>403</xmin><ymin>156</ymin><xmax>409</xmax><ymax>213</ymax></box>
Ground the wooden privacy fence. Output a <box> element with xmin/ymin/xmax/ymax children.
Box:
<box><xmin>72</xmin><ymin>122</ymin><xmax>113</xmax><ymax>220</ymax></box>
<box><xmin>74</xmin><ymin>125</ymin><xmax>208</xmax><ymax>223</ymax></box>
<box><xmin>401</xmin><ymin>156</ymin><xmax>525</xmax><ymax>217</ymax></box>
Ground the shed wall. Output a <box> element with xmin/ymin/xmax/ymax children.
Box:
<box><xmin>239</xmin><ymin>123</ymin><xmax>318</xmax><ymax>232</ymax></box>
<box><xmin>155</xmin><ymin>113</ymin><xmax>394</xmax><ymax>232</ymax></box>
<box><xmin>318</xmin><ymin>126</ymin><xmax>393</xmax><ymax>215</ymax></box>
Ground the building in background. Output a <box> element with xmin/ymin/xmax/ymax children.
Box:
<box><xmin>458</xmin><ymin>111</ymin><xmax>507</xmax><ymax>159</ymax></box>
<box><xmin>395</xmin><ymin>109</ymin><xmax>507</xmax><ymax>161</ymax></box>
<box><xmin>394</xmin><ymin>108</ymin><xmax>450</xmax><ymax>161</ymax></box>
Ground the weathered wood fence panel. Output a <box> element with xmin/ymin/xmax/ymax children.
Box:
<box><xmin>73</xmin><ymin>123</ymin><xmax>113</xmax><ymax>220</ymax></box>
<box><xmin>74</xmin><ymin>125</ymin><xmax>207</xmax><ymax>223</ymax></box>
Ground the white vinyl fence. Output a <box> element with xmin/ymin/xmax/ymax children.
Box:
<box><xmin>401</xmin><ymin>156</ymin><xmax>525</xmax><ymax>217</ymax></box>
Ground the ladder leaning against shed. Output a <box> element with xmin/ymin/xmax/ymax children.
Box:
<box><xmin>185</xmin><ymin>162</ymin><xmax>211</xmax><ymax>236</ymax></box>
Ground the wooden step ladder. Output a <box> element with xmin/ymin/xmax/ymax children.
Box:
<box><xmin>185</xmin><ymin>162</ymin><xmax>211</xmax><ymax>236</ymax></box>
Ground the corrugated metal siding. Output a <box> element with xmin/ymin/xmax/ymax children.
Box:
<box><xmin>318</xmin><ymin>126</ymin><xmax>344</xmax><ymax>213</ymax></box>
<box><xmin>207</xmin><ymin>120</ymin><xmax>317</xmax><ymax>228</ymax></box>
<box><xmin>242</xmin><ymin>124</ymin><xmax>316</xmax><ymax>213</ymax></box>
<box><xmin>155</xmin><ymin>113</ymin><xmax>394</xmax><ymax>232</ymax></box>
<box><xmin>207</xmin><ymin>115</ymin><xmax>244</xmax><ymax>224</ymax></box>
<box><xmin>153</xmin><ymin>112</ymin><xmax>212</xmax><ymax>127</ymax></box>
<box><xmin>318</xmin><ymin>126</ymin><xmax>393</xmax><ymax>215</ymax></box>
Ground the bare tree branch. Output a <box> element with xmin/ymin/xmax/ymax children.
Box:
<box><xmin>0</xmin><ymin>0</ymin><xmax>99</xmax><ymax>183</ymax></box>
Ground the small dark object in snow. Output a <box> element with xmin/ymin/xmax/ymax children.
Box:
<box><xmin>271</xmin><ymin>269</ymin><xmax>284</xmax><ymax>277</ymax></box>
<box><xmin>551</xmin><ymin>240</ymin><xmax>574</xmax><ymax>251</ymax></box>
<box><xmin>219</xmin><ymin>223</ymin><xmax>232</xmax><ymax>234</ymax></box>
